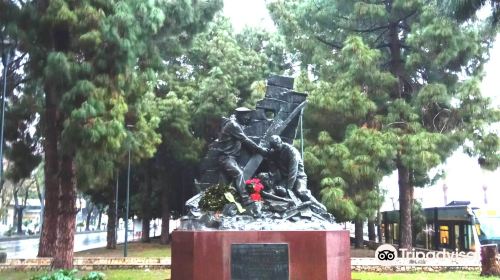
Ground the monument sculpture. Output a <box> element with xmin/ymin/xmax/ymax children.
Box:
<box><xmin>180</xmin><ymin>75</ymin><xmax>336</xmax><ymax>230</ymax></box>
<box><xmin>172</xmin><ymin>75</ymin><xmax>351</xmax><ymax>280</ymax></box>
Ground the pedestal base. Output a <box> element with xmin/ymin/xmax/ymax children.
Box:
<box><xmin>172</xmin><ymin>230</ymin><xmax>351</xmax><ymax>280</ymax></box>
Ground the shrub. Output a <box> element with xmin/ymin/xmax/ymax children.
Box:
<box><xmin>4</xmin><ymin>227</ymin><xmax>15</xmax><ymax>236</ymax></box>
<box><xmin>30</xmin><ymin>269</ymin><xmax>105</xmax><ymax>280</ymax></box>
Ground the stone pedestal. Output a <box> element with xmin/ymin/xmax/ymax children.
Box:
<box><xmin>171</xmin><ymin>230</ymin><xmax>351</xmax><ymax>280</ymax></box>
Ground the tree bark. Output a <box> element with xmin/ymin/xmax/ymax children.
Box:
<box><xmin>354</xmin><ymin>219</ymin><xmax>364</xmax><ymax>249</ymax></box>
<box><xmin>142</xmin><ymin>168</ymin><xmax>153</xmax><ymax>243</ymax></box>
<box><xmin>387</xmin><ymin>6</ymin><xmax>414</xmax><ymax>250</ymax></box>
<box><xmin>36</xmin><ymin>179</ymin><xmax>44</xmax><ymax>232</ymax></box>
<box><xmin>377</xmin><ymin>211</ymin><xmax>383</xmax><ymax>243</ymax></box>
<box><xmin>481</xmin><ymin>244</ymin><xmax>500</xmax><ymax>276</ymax></box>
<box><xmin>38</xmin><ymin>91</ymin><xmax>60</xmax><ymax>258</ymax></box>
<box><xmin>16</xmin><ymin>206</ymin><xmax>24</xmax><ymax>234</ymax></box>
<box><xmin>387</xmin><ymin>1</ymin><xmax>406</xmax><ymax>100</ymax></box>
<box><xmin>106</xmin><ymin>195</ymin><xmax>117</xmax><ymax>249</ymax></box>
<box><xmin>398</xmin><ymin>160</ymin><xmax>413</xmax><ymax>250</ymax></box>
<box><xmin>52</xmin><ymin>155</ymin><xmax>76</xmax><ymax>269</ymax></box>
<box><xmin>97</xmin><ymin>209</ymin><xmax>102</xmax><ymax>230</ymax></box>
<box><xmin>142</xmin><ymin>217</ymin><xmax>150</xmax><ymax>243</ymax></box>
<box><xmin>160</xmin><ymin>185</ymin><xmax>170</xmax><ymax>245</ymax></box>
<box><xmin>85</xmin><ymin>203</ymin><xmax>94</xmax><ymax>231</ymax></box>
<box><xmin>13</xmin><ymin>188</ymin><xmax>19</xmax><ymax>233</ymax></box>
<box><xmin>21</xmin><ymin>186</ymin><xmax>30</xmax><ymax>233</ymax></box>
<box><xmin>368</xmin><ymin>219</ymin><xmax>376</xmax><ymax>241</ymax></box>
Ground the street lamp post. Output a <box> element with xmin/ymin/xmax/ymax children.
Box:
<box><xmin>124</xmin><ymin>145</ymin><xmax>131</xmax><ymax>257</ymax></box>
<box><xmin>0</xmin><ymin>36</ymin><xmax>14</xmax><ymax>183</ymax></box>
<box><xmin>114</xmin><ymin>171</ymin><xmax>119</xmax><ymax>247</ymax></box>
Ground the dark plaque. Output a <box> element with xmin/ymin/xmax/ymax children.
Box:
<box><xmin>231</xmin><ymin>243</ymin><xmax>289</xmax><ymax>280</ymax></box>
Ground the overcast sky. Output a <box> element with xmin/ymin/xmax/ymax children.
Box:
<box><xmin>224</xmin><ymin>0</ymin><xmax>500</xmax><ymax>210</ymax></box>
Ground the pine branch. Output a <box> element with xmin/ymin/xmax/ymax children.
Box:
<box><xmin>348</xmin><ymin>24</ymin><xmax>390</xmax><ymax>33</ymax></box>
<box><xmin>398</xmin><ymin>22</ymin><xmax>411</xmax><ymax>32</ymax></box>
<box><xmin>11</xmin><ymin>52</ymin><xmax>28</xmax><ymax>67</ymax></box>
<box><xmin>314</xmin><ymin>35</ymin><xmax>343</xmax><ymax>50</ymax></box>
<box><xmin>373</xmin><ymin>28</ymin><xmax>389</xmax><ymax>44</ymax></box>
<box><xmin>12</xmin><ymin>77</ymin><xmax>32</xmax><ymax>88</ymax></box>
<box><xmin>385</xmin><ymin>121</ymin><xmax>409</xmax><ymax>129</ymax></box>
<box><xmin>433</xmin><ymin>108</ymin><xmax>451</xmax><ymax>133</ymax></box>
<box><xmin>375</xmin><ymin>43</ymin><xmax>390</xmax><ymax>49</ymax></box>
<box><xmin>395</xmin><ymin>10</ymin><xmax>418</xmax><ymax>24</ymax></box>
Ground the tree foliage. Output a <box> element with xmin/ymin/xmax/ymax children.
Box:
<box><xmin>439</xmin><ymin>0</ymin><xmax>500</xmax><ymax>25</ymax></box>
<box><xmin>1</xmin><ymin>0</ymin><xmax>223</xmax><ymax>268</ymax></box>
<box><xmin>269</xmin><ymin>0</ymin><xmax>499</xmax><ymax>249</ymax></box>
<box><xmin>131</xmin><ymin>15</ymin><xmax>289</xmax><ymax>222</ymax></box>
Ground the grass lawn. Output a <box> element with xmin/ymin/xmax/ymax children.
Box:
<box><xmin>1</xmin><ymin>270</ymin><xmax>490</xmax><ymax>280</ymax></box>
<box><xmin>352</xmin><ymin>271</ymin><xmax>491</xmax><ymax>280</ymax></box>
<box><xmin>74</xmin><ymin>239</ymin><xmax>171</xmax><ymax>258</ymax></box>
<box><xmin>2</xmin><ymin>243</ymin><xmax>492</xmax><ymax>279</ymax></box>
<box><xmin>0</xmin><ymin>269</ymin><xmax>171</xmax><ymax>280</ymax></box>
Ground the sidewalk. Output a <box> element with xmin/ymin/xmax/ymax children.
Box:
<box><xmin>0</xmin><ymin>230</ymin><xmax>107</xmax><ymax>242</ymax></box>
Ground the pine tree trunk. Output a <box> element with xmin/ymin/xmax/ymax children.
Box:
<box><xmin>160</xmin><ymin>187</ymin><xmax>170</xmax><ymax>245</ymax></box>
<box><xmin>481</xmin><ymin>244</ymin><xmax>500</xmax><ymax>276</ymax></box>
<box><xmin>387</xmin><ymin>1</ymin><xmax>413</xmax><ymax>250</ymax></box>
<box><xmin>398</xmin><ymin>161</ymin><xmax>413</xmax><ymax>250</ymax></box>
<box><xmin>354</xmin><ymin>219</ymin><xmax>364</xmax><ymax>249</ymax></box>
<box><xmin>142</xmin><ymin>218</ymin><xmax>150</xmax><ymax>243</ymax></box>
<box><xmin>52</xmin><ymin>155</ymin><xmax>76</xmax><ymax>269</ymax></box>
<box><xmin>38</xmin><ymin>95</ymin><xmax>59</xmax><ymax>258</ymax></box>
<box><xmin>36</xmin><ymin>180</ymin><xmax>44</xmax><ymax>231</ymax></box>
<box><xmin>368</xmin><ymin>219</ymin><xmax>376</xmax><ymax>241</ymax></box>
<box><xmin>16</xmin><ymin>207</ymin><xmax>24</xmax><ymax>234</ymax></box>
<box><xmin>106</xmin><ymin>196</ymin><xmax>117</xmax><ymax>249</ymax></box>
<box><xmin>13</xmin><ymin>190</ymin><xmax>19</xmax><ymax>232</ymax></box>
<box><xmin>97</xmin><ymin>210</ymin><xmax>102</xmax><ymax>230</ymax></box>
<box><xmin>142</xmin><ymin>168</ymin><xmax>152</xmax><ymax>243</ymax></box>
<box><xmin>377</xmin><ymin>211</ymin><xmax>383</xmax><ymax>243</ymax></box>
<box><xmin>85</xmin><ymin>205</ymin><xmax>93</xmax><ymax>231</ymax></box>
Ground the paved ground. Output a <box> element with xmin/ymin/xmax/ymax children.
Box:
<box><xmin>0</xmin><ymin>229</ymin><xmax>152</xmax><ymax>258</ymax></box>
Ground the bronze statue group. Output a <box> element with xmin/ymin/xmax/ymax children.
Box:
<box><xmin>180</xmin><ymin>76</ymin><xmax>336</xmax><ymax>230</ymax></box>
<box><xmin>216</xmin><ymin>107</ymin><xmax>326</xmax><ymax>214</ymax></box>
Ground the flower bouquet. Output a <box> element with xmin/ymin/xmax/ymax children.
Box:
<box><xmin>245</xmin><ymin>178</ymin><xmax>264</xmax><ymax>201</ymax></box>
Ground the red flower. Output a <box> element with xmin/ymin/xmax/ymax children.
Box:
<box><xmin>253</xmin><ymin>183</ymin><xmax>264</xmax><ymax>192</ymax></box>
<box><xmin>246</xmin><ymin>177</ymin><xmax>264</xmax><ymax>201</ymax></box>
<box><xmin>250</xmin><ymin>193</ymin><xmax>262</xmax><ymax>201</ymax></box>
<box><xmin>245</xmin><ymin>178</ymin><xmax>260</xmax><ymax>185</ymax></box>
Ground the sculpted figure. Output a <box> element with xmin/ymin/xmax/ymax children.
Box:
<box><xmin>268</xmin><ymin>135</ymin><xmax>327</xmax><ymax>211</ymax></box>
<box><xmin>217</xmin><ymin>107</ymin><xmax>267</xmax><ymax>205</ymax></box>
<box><xmin>181</xmin><ymin>76</ymin><xmax>336</xmax><ymax>230</ymax></box>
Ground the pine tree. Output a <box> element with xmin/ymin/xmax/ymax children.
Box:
<box><xmin>151</xmin><ymin>16</ymin><xmax>287</xmax><ymax>243</ymax></box>
<box><xmin>297</xmin><ymin>36</ymin><xmax>397</xmax><ymax>247</ymax></box>
<box><xmin>3</xmin><ymin>0</ymin><xmax>222</xmax><ymax>268</ymax></box>
<box><xmin>269</xmin><ymin>0</ymin><xmax>499</xmax><ymax>250</ymax></box>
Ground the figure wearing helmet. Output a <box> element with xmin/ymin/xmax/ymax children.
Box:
<box><xmin>217</xmin><ymin>107</ymin><xmax>267</xmax><ymax>205</ymax></box>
